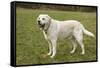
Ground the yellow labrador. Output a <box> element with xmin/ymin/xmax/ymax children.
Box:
<box><xmin>37</xmin><ymin>14</ymin><xmax>94</xmax><ymax>58</ymax></box>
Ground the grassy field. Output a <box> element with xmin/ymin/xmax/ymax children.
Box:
<box><xmin>16</xmin><ymin>7</ymin><xmax>97</xmax><ymax>65</ymax></box>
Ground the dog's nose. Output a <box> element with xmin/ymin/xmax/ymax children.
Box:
<box><xmin>38</xmin><ymin>20</ymin><xmax>41</xmax><ymax>25</ymax></box>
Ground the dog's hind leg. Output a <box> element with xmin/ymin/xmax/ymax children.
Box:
<box><xmin>74</xmin><ymin>29</ymin><xmax>85</xmax><ymax>55</ymax></box>
<box><xmin>70</xmin><ymin>37</ymin><xmax>77</xmax><ymax>54</ymax></box>
<box><xmin>77</xmin><ymin>39</ymin><xmax>85</xmax><ymax>55</ymax></box>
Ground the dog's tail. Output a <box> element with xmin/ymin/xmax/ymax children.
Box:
<box><xmin>82</xmin><ymin>25</ymin><xmax>94</xmax><ymax>37</ymax></box>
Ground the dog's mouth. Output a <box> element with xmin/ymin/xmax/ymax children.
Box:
<box><xmin>39</xmin><ymin>24</ymin><xmax>45</xmax><ymax>29</ymax></box>
<box><xmin>38</xmin><ymin>23</ymin><xmax>45</xmax><ymax>29</ymax></box>
<box><xmin>37</xmin><ymin>20</ymin><xmax>45</xmax><ymax>29</ymax></box>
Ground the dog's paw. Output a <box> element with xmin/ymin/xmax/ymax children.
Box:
<box><xmin>50</xmin><ymin>56</ymin><xmax>54</xmax><ymax>58</ymax></box>
<box><xmin>81</xmin><ymin>52</ymin><xmax>85</xmax><ymax>55</ymax></box>
<box><xmin>47</xmin><ymin>53</ymin><xmax>51</xmax><ymax>56</ymax></box>
<box><xmin>70</xmin><ymin>50</ymin><xmax>75</xmax><ymax>54</ymax></box>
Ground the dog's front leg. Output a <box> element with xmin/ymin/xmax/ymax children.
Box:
<box><xmin>50</xmin><ymin>40</ymin><xmax>57</xmax><ymax>58</ymax></box>
<box><xmin>47</xmin><ymin>40</ymin><xmax>52</xmax><ymax>56</ymax></box>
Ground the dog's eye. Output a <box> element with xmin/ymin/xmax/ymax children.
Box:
<box><xmin>42</xmin><ymin>18</ymin><xmax>45</xmax><ymax>20</ymax></box>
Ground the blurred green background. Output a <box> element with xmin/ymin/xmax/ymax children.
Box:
<box><xmin>16</xmin><ymin>3</ymin><xmax>97</xmax><ymax>65</ymax></box>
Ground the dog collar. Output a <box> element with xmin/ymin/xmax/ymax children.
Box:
<box><xmin>44</xmin><ymin>21</ymin><xmax>51</xmax><ymax>34</ymax></box>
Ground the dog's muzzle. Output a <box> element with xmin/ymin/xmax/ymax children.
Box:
<box><xmin>38</xmin><ymin>20</ymin><xmax>45</xmax><ymax>29</ymax></box>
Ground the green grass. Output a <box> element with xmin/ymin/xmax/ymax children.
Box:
<box><xmin>16</xmin><ymin>7</ymin><xmax>97</xmax><ymax>65</ymax></box>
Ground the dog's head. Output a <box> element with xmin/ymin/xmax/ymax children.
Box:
<box><xmin>37</xmin><ymin>14</ymin><xmax>51</xmax><ymax>30</ymax></box>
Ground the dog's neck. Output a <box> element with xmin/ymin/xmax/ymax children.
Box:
<box><xmin>44</xmin><ymin>19</ymin><xmax>52</xmax><ymax>34</ymax></box>
<box><xmin>44</xmin><ymin>19</ymin><xmax>59</xmax><ymax>34</ymax></box>
<box><xmin>44</xmin><ymin>23</ymin><xmax>50</xmax><ymax>34</ymax></box>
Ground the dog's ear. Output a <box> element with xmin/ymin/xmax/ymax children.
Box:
<box><xmin>44</xmin><ymin>15</ymin><xmax>51</xmax><ymax>31</ymax></box>
<box><xmin>46</xmin><ymin>15</ymin><xmax>51</xmax><ymax>23</ymax></box>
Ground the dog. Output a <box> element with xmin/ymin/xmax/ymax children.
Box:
<box><xmin>37</xmin><ymin>14</ymin><xmax>94</xmax><ymax>58</ymax></box>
